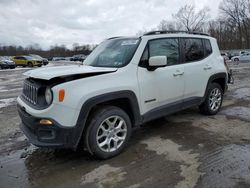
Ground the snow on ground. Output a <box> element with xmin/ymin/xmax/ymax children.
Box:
<box><xmin>0</xmin><ymin>98</ymin><xmax>16</xmax><ymax>109</ymax></box>
<box><xmin>233</xmin><ymin>88</ymin><xmax>250</xmax><ymax>100</ymax></box>
<box><xmin>221</xmin><ymin>106</ymin><xmax>250</xmax><ymax>121</ymax></box>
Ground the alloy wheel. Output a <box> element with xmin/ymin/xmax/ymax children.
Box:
<box><xmin>209</xmin><ymin>88</ymin><xmax>222</xmax><ymax>111</ymax></box>
<box><xmin>96</xmin><ymin>115</ymin><xmax>127</xmax><ymax>152</ymax></box>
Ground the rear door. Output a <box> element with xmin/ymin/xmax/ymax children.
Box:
<box><xmin>20</xmin><ymin>57</ymin><xmax>27</xmax><ymax>65</ymax></box>
<box><xmin>182</xmin><ymin>38</ymin><xmax>213</xmax><ymax>101</ymax></box>
<box><xmin>13</xmin><ymin>56</ymin><xmax>21</xmax><ymax>65</ymax></box>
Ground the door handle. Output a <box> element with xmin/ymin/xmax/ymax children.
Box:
<box><xmin>204</xmin><ymin>65</ymin><xmax>212</xmax><ymax>70</ymax></box>
<box><xmin>173</xmin><ymin>71</ymin><xmax>184</xmax><ymax>76</ymax></box>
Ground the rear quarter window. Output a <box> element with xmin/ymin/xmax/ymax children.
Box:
<box><xmin>182</xmin><ymin>38</ymin><xmax>205</xmax><ymax>62</ymax></box>
<box><xmin>203</xmin><ymin>39</ymin><xmax>212</xmax><ymax>57</ymax></box>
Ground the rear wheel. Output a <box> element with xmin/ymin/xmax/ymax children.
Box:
<box><xmin>199</xmin><ymin>83</ymin><xmax>223</xmax><ymax>115</ymax></box>
<box><xmin>27</xmin><ymin>62</ymin><xmax>33</xmax><ymax>67</ymax></box>
<box><xmin>84</xmin><ymin>106</ymin><xmax>131</xmax><ymax>159</ymax></box>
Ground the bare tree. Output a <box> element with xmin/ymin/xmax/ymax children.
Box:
<box><xmin>173</xmin><ymin>5</ymin><xmax>210</xmax><ymax>31</ymax></box>
<box><xmin>157</xmin><ymin>20</ymin><xmax>181</xmax><ymax>31</ymax></box>
<box><xmin>220</xmin><ymin>0</ymin><xmax>250</xmax><ymax>48</ymax></box>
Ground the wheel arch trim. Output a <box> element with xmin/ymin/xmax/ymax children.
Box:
<box><xmin>72</xmin><ymin>90</ymin><xmax>141</xmax><ymax>149</ymax></box>
<box><xmin>204</xmin><ymin>72</ymin><xmax>227</xmax><ymax>99</ymax></box>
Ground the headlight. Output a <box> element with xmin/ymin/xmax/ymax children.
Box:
<box><xmin>45</xmin><ymin>87</ymin><xmax>53</xmax><ymax>105</ymax></box>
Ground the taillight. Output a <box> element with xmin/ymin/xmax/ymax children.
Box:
<box><xmin>223</xmin><ymin>58</ymin><xmax>229</xmax><ymax>72</ymax></box>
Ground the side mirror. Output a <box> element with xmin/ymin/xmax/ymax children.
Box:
<box><xmin>148</xmin><ymin>56</ymin><xmax>167</xmax><ymax>71</ymax></box>
<box><xmin>149</xmin><ymin>56</ymin><xmax>167</xmax><ymax>67</ymax></box>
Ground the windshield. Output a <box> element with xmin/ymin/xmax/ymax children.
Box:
<box><xmin>84</xmin><ymin>38</ymin><xmax>140</xmax><ymax>67</ymax></box>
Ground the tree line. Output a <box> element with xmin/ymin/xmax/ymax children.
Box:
<box><xmin>0</xmin><ymin>0</ymin><xmax>249</xmax><ymax>58</ymax></box>
<box><xmin>0</xmin><ymin>43</ymin><xmax>94</xmax><ymax>58</ymax></box>
<box><xmin>140</xmin><ymin>0</ymin><xmax>250</xmax><ymax>50</ymax></box>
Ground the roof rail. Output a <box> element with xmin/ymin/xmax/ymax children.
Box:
<box><xmin>107</xmin><ymin>36</ymin><xmax>123</xmax><ymax>40</ymax></box>
<box><xmin>143</xmin><ymin>30</ymin><xmax>210</xmax><ymax>36</ymax></box>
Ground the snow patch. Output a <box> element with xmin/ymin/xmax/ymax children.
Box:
<box><xmin>0</xmin><ymin>98</ymin><xmax>16</xmax><ymax>109</ymax></box>
<box><xmin>0</xmin><ymin>88</ymin><xmax>22</xmax><ymax>92</ymax></box>
<box><xmin>222</xmin><ymin>106</ymin><xmax>250</xmax><ymax>120</ymax></box>
<box><xmin>233</xmin><ymin>88</ymin><xmax>250</xmax><ymax>100</ymax></box>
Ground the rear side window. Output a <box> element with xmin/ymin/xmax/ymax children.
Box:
<box><xmin>149</xmin><ymin>38</ymin><xmax>179</xmax><ymax>66</ymax></box>
<box><xmin>203</xmin><ymin>39</ymin><xmax>212</xmax><ymax>57</ymax></box>
<box><xmin>182</xmin><ymin>38</ymin><xmax>204</xmax><ymax>62</ymax></box>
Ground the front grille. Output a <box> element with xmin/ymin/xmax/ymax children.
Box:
<box><xmin>22</xmin><ymin>81</ymin><xmax>38</xmax><ymax>105</ymax></box>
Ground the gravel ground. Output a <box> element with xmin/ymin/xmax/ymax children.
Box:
<box><xmin>0</xmin><ymin>61</ymin><xmax>250</xmax><ymax>188</ymax></box>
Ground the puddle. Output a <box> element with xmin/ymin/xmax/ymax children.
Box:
<box><xmin>198</xmin><ymin>144</ymin><xmax>250</xmax><ymax>187</ymax></box>
<box><xmin>221</xmin><ymin>106</ymin><xmax>250</xmax><ymax>121</ymax></box>
<box><xmin>0</xmin><ymin>148</ymin><xmax>32</xmax><ymax>188</ymax></box>
<box><xmin>142</xmin><ymin>137</ymin><xmax>202</xmax><ymax>188</ymax></box>
<box><xmin>81</xmin><ymin>164</ymin><xmax>126</xmax><ymax>188</ymax></box>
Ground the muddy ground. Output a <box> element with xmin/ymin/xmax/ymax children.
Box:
<box><xmin>0</xmin><ymin>61</ymin><xmax>250</xmax><ymax>188</ymax></box>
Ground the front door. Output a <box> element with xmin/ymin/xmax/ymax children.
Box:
<box><xmin>137</xmin><ymin>38</ymin><xmax>185</xmax><ymax>115</ymax></box>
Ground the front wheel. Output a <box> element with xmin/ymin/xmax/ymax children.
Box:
<box><xmin>84</xmin><ymin>106</ymin><xmax>132</xmax><ymax>159</ymax></box>
<box><xmin>199</xmin><ymin>83</ymin><xmax>223</xmax><ymax>115</ymax></box>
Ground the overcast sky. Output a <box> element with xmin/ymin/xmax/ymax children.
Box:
<box><xmin>0</xmin><ymin>0</ymin><xmax>222</xmax><ymax>49</ymax></box>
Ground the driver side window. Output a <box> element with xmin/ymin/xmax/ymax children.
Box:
<box><xmin>140</xmin><ymin>38</ymin><xmax>179</xmax><ymax>67</ymax></box>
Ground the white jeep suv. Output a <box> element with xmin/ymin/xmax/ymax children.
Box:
<box><xmin>17</xmin><ymin>31</ymin><xmax>228</xmax><ymax>159</ymax></box>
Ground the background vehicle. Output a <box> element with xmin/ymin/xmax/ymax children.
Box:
<box><xmin>17</xmin><ymin>31</ymin><xmax>229</xmax><ymax>159</ymax></box>
<box><xmin>12</xmin><ymin>56</ymin><xmax>43</xmax><ymax>67</ymax></box>
<box><xmin>52</xmin><ymin>57</ymin><xmax>66</xmax><ymax>61</ymax></box>
<box><xmin>231</xmin><ymin>53</ymin><xmax>250</xmax><ymax>62</ymax></box>
<box><xmin>221</xmin><ymin>52</ymin><xmax>229</xmax><ymax>61</ymax></box>
<box><xmin>239</xmin><ymin>51</ymin><xmax>250</xmax><ymax>55</ymax></box>
<box><xmin>29</xmin><ymin>54</ymin><xmax>49</xmax><ymax>65</ymax></box>
<box><xmin>0</xmin><ymin>56</ymin><xmax>16</xmax><ymax>69</ymax></box>
<box><xmin>70</xmin><ymin>54</ymin><xmax>86</xmax><ymax>62</ymax></box>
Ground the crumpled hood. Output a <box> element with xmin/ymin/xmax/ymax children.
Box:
<box><xmin>23</xmin><ymin>65</ymin><xmax>118</xmax><ymax>80</ymax></box>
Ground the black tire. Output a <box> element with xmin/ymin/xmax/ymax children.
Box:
<box><xmin>199</xmin><ymin>83</ymin><xmax>223</xmax><ymax>115</ymax></box>
<box><xmin>84</xmin><ymin>106</ymin><xmax>132</xmax><ymax>159</ymax></box>
<box><xmin>27</xmin><ymin>62</ymin><xmax>33</xmax><ymax>67</ymax></box>
<box><xmin>234</xmin><ymin>58</ymin><xmax>239</xmax><ymax>62</ymax></box>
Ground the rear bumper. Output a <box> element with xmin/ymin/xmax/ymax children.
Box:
<box><xmin>17</xmin><ymin>104</ymin><xmax>81</xmax><ymax>149</ymax></box>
